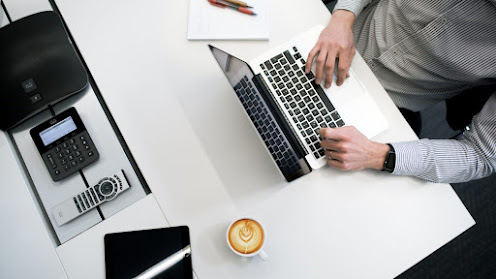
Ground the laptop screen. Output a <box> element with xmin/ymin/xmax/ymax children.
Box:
<box><xmin>210</xmin><ymin>45</ymin><xmax>254</xmax><ymax>88</ymax></box>
<box><xmin>209</xmin><ymin>45</ymin><xmax>310</xmax><ymax>182</ymax></box>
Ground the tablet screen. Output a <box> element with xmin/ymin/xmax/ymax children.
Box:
<box><xmin>104</xmin><ymin>226</ymin><xmax>193</xmax><ymax>279</ymax></box>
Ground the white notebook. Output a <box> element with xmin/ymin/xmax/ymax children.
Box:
<box><xmin>187</xmin><ymin>0</ymin><xmax>269</xmax><ymax>40</ymax></box>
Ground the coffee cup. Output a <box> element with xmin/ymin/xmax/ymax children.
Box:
<box><xmin>226</xmin><ymin>217</ymin><xmax>268</xmax><ymax>260</ymax></box>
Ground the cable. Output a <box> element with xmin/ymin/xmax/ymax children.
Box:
<box><xmin>1</xmin><ymin>0</ymin><xmax>13</xmax><ymax>23</ymax></box>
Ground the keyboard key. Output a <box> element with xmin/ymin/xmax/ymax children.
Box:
<box><xmin>271</xmin><ymin>54</ymin><xmax>283</xmax><ymax>63</ymax></box>
<box><xmin>284</xmin><ymin>50</ymin><xmax>295</xmax><ymax>64</ymax></box>
<box><xmin>331</xmin><ymin>111</ymin><xmax>340</xmax><ymax>121</ymax></box>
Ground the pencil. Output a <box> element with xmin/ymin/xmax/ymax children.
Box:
<box><xmin>221</xmin><ymin>0</ymin><xmax>253</xmax><ymax>8</ymax></box>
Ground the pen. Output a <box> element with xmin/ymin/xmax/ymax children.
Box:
<box><xmin>208</xmin><ymin>0</ymin><xmax>257</xmax><ymax>16</ymax></box>
<box><xmin>221</xmin><ymin>0</ymin><xmax>253</xmax><ymax>8</ymax></box>
<box><xmin>133</xmin><ymin>245</ymin><xmax>191</xmax><ymax>279</ymax></box>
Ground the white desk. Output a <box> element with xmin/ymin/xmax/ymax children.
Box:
<box><xmin>1</xmin><ymin>0</ymin><xmax>475</xmax><ymax>278</ymax></box>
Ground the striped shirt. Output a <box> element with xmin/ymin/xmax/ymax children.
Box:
<box><xmin>334</xmin><ymin>0</ymin><xmax>496</xmax><ymax>183</ymax></box>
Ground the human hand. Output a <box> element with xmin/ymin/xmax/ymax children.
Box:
<box><xmin>319</xmin><ymin>126</ymin><xmax>389</xmax><ymax>171</ymax></box>
<box><xmin>306</xmin><ymin>10</ymin><xmax>356</xmax><ymax>88</ymax></box>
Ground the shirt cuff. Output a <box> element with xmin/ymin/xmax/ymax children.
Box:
<box><xmin>333</xmin><ymin>0</ymin><xmax>369</xmax><ymax>17</ymax></box>
<box><xmin>390</xmin><ymin>140</ymin><xmax>425</xmax><ymax>177</ymax></box>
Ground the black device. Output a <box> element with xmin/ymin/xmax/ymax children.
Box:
<box><xmin>30</xmin><ymin>107</ymin><xmax>99</xmax><ymax>181</ymax></box>
<box><xmin>382</xmin><ymin>143</ymin><xmax>396</xmax><ymax>173</ymax></box>
<box><xmin>105</xmin><ymin>226</ymin><xmax>193</xmax><ymax>279</ymax></box>
<box><xmin>0</xmin><ymin>11</ymin><xmax>88</xmax><ymax>130</ymax></box>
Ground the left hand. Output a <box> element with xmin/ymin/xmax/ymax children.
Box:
<box><xmin>319</xmin><ymin>126</ymin><xmax>390</xmax><ymax>171</ymax></box>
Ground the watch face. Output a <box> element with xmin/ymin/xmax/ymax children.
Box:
<box><xmin>384</xmin><ymin>144</ymin><xmax>395</xmax><ymax>173</ymax></box>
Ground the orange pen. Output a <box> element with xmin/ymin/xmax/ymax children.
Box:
<box><xmin>208</xmin><ymin>0</ymin><xmax>257</xmax><ymax>16</ymax></box>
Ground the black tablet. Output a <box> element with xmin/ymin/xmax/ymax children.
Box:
<box><xmin>104</xmin><ymin>226</ymin><xmax>193</xmax><ymax>279</ymax></box>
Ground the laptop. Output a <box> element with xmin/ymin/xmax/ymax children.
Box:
<box><xmin>209</xmin><ymin>25</ymin><xmax>387</xmax><ymax>182</ymax></box>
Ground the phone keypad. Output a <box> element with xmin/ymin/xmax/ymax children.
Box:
<box><xmin>42</xmin><ymin>130</ymin><xmax>99</xmax><ymax>181</ymax></box>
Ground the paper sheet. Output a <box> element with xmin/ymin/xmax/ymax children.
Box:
<box><xmin>187</xmin><ymin>0</ymin><xmax>269</xmax><ymax>40</ymax></box>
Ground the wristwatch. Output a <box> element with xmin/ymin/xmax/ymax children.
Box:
<box><xmin>382</xmin><ymin>143</ymin><xmax>396</xmax><ymax>173</ymax></box>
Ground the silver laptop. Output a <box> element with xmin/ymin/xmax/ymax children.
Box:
<box><xmin>209</xmin><ymin>25</ymin><xmax>387</xmax><ymax>182</ymax></box>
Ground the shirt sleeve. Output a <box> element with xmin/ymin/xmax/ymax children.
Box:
<box><xmin>333</xmin><ymin>0</ymin><xmax>374</xmax><ymax>17</ymax></box>
<box><xmin>390</xmin><ymin>92</ymin><xmax>496</xmax><ymax>183</ymax></box>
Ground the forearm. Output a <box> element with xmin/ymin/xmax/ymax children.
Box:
<box><xmin>392</xmin><ymin>139</ymin><xmax>495</xmax><ymax>183</ymax></box>
<box><xmin>392</xmin><ymin>94</ymin><xmax>496</xmax><ymax>183</ymax></box>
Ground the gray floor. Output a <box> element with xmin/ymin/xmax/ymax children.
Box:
<box><xmin>321</xmin><ymin>1</ymin><xmax>496</xmax><ymax>278</ymax></box>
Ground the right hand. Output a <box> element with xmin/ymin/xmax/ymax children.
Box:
<box><xmin>306</xmin><ymin>10</ymin><xmax>356</xmax><ymax>88</ymax></box>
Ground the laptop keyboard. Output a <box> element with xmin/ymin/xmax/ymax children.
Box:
<box><xmin>260</xmin><ymin>47</ymin><xmax>345</xmax><ymax>160</ymax></box>
<box><xmin>234</xmin><ymin>76</ymin><xmax>302</xmax><ymax>175</ymax></box>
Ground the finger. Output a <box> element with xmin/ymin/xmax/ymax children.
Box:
<box><xmin>319</xmin><ymin>127</ymin><xmax>349</xmax><ymax>141</ymax></box>
<box><xmin>325</xmin><ymin>150</ymin><xmax>343</xmax><ymax>162</ymax></box>
<box><xmin>336</xmin><ymin>53</ymin><xmax>352</xmax><ymax>86</ymax></box>
<box><xmin>314</xmin><ymin>49</ymin><xmax>330</xmax><ymax>85</ymax></box>
<box><xmin>346</xmin><ymin>72</ymin><xmax>350</xmax><ymax>78</ymax></box>
<box><xmin>306</xmin><ymin>46</ymin><xmax>319</xmax><ymax>74</ymax></box>
<box><xmin>324</xmin><ymin>57</ymin><xmax>337</xmax><ymax>88</ymax></box>
<box><xmin>327</xmin><ymin>159</ymin><xmax>347</xmax><ymax>170</ymax></box>
<box><xmin>321</xmin><ymin>139</ymin><xmax>343</xmax><ymax>152</ymax></box>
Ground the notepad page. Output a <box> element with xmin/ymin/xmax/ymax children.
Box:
<box><xmin>187</xmin><ymin>0</ymin><xmax>269</xmax><ymax>40</ymax></box>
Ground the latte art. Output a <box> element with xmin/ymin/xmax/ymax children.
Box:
<box><xmin>228</xmin><ymin>219</ymin><xmax>264</xmax><ymax>254</ymax></box>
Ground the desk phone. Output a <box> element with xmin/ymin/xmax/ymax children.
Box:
<box><xmin>30</xmin><ymin>107</ymin><xmax>99</xmax><ymax>181</ymax></box>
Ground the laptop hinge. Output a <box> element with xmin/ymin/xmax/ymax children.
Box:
<box><xmin>252</xmin><ymin>74</ymin><xmax>308</xmax><ymax>159</ymax></box>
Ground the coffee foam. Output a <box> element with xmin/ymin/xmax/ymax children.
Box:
<box><xmin>228</xmin><ymin>219</ymin><xmax>264</xmax><ymax>254</ymax></box>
